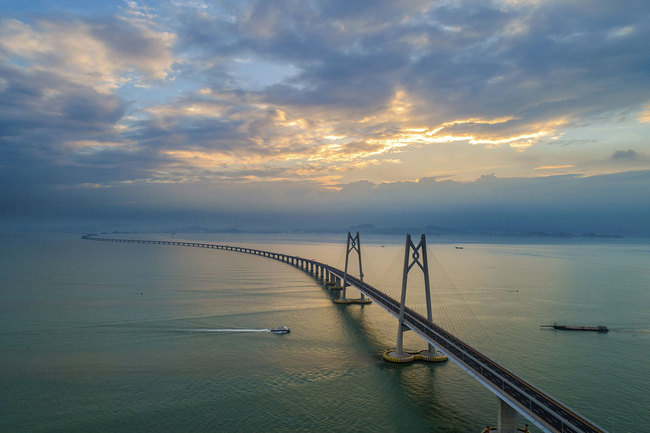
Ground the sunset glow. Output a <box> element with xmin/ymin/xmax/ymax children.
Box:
<box><xmin>1</xmin><ymin>0</ymin><xmax>649</xmax><ymax>232</ymax></box>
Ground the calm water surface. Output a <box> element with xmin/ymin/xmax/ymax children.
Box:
<box><xmin>1</xmin><ymin>233</ymin><xmax>648</xmax><ymax>432</ymax></box>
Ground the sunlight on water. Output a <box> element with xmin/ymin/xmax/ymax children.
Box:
<box><xmin>1</xmin><ymin>233</ymin><xmax>648</xmax><ymax>432</ymax></box>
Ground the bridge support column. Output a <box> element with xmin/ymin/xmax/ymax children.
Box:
<box><xmin>498</xmin><ymin>399</ymin><xmax>517</xmax><ymax>433</ymax></box>
<box><xmin>383</xmin><ymin>234</ymin><xmax>447</xmax><ymax>363</ymax></box>
<box><xmin>328</xmin><ymin>276</ymin><xmax>343</xmax><ymax>290</ymax></box>
<box><xmin>334</xmin><ymin>232</ymin><xmax>371</xmax><ymax>305</ymax></box>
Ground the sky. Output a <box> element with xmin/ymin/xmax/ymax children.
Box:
<box><xmin>1</xmin><ymin>0</ymin><xmax>649</xmax><ymax>234</ymax></box>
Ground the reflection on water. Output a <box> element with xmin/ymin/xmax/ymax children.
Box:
<box><xmin>0</xmin><ymin>233</ymin><xmax>648</xmax><ymax>432</ymax></box>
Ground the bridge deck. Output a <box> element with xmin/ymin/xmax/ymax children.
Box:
<box><xmin>82</xmin><ymin>235</ymin><xmax>607</xmax><ymax>433</ymax></box>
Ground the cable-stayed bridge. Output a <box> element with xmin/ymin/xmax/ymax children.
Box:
<box><xmin>82</xmin><ymin>233</ymin><xmax>607</xmax><ymax>433</ymax></box>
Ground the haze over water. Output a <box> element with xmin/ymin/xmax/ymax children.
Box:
<box><xmin>1</xmin><ymin>232</ymin><xmax>648</xmax><ymax>432</ymax></box>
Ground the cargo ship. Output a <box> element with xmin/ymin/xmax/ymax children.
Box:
<box><xmin>541</xmin><ymin>322</ymin><xmax>609</xmax><ymax>332</ymax></box>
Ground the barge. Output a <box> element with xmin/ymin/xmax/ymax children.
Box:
<box><xmin>541</xmin><ymin>322</ymin><xmax>609</xmax><ymax>332</ymax></box>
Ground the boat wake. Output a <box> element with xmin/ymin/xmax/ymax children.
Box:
<box><xmin>186</xmin><ymin>326</ymin><xmax>290</xmax><ymax>334</ymax></box>
<box><xmin>190</xmin><ymin>328</ymin><xmax>270</xmax><ymax>333</ymax></box>
<box><xmin>611</xmin><ymin>328</ymin><xmax>650</xmax><ymax>334</ymax></box>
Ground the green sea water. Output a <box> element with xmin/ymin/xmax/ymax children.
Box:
<box><xmin>1</xmin><ymin>232</ymin><xmax>648</xmax><ymax>432</ymax></box>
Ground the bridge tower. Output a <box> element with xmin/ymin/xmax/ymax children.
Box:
<box><xmin>334</xmin><ymin>232</ymin><xmax>371</xmax><ymax>305</ymax></box>
<box><xmin>383</xmin><ymin>234</ymin><xmax>447</xmax><ymax>363</ymax></box>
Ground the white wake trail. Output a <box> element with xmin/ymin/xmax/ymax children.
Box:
<box><xmin>188</xmin><ymin>328</ymin><xmax>271</xmax><ymax>333</ymax></box>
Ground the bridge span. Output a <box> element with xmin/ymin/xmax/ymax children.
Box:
<box><xmin>82</xmin><ymin>233</ymin><xmax>607</xmax><ymax>433</ymax></box>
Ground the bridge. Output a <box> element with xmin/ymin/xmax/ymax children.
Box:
<box><xmin>82</xmin><ymin>233</ymin><xmax>607</xmax><ymax>433</ymax></box>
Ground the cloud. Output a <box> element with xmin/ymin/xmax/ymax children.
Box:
<box><xmin>0</xmin><ymin>16</ymin><xmax>175</xmax><ymax>92</ymax></box>
<box><xmin>1</xmin><ymin>1</ymin><xmax>650</xmax><ymax>232</ymax></box>
<box><xmin>535</xmin><ymin>165</ymin><xmax>575</xmax><ymax>170</ymax></box>
<box><xmin>611</xmin><ymin>149</ymin><xmax>639</xmax><ymax>160</ymax></box>
<box><xmin>0</xmin><ymin>61</ymin><xmax>127</xmax><ymax>143</ymax></box>
<box><xmin>3</xmin><ymin>167</ymin><xmax>649</xmax><ymax>235</ymax></box>
<box><xmin>167</xmin><ymin>0</ymin><xmax>650</xmax><ymax>164</ymax></box>
<box><xmin>0</xmin><ymin>13</ymin><xmax>179</xmax><ymax>190</ymax></box>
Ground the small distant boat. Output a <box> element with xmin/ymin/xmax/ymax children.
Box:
<box><xmin>455</xmin><ymin>246</ymin><xmax>464</xmax><ymax>249</ymax></box>
<box><xmin>269</xmin><ymin>326</ymin><xmax>290</xmax><ymax>334</ymax></box>
<box><xmin>541</xmin><ymin>322</ymin><xmax>608</xmax><ymax>332</ymax></box>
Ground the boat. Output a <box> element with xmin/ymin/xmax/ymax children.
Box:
<box><xmin>540</xmin><ymin>322</ymin><xmax>608</xmax><ymax>332</ymax></box>
<box><xmin>269</xmin><ymin>326</ymin><xmax>290</xmax><ymax>334</ymax></box>
<box><xmin>455</xmin><ymin>246</ymin><xmax>464</xmax><ymax>249</ymax></box>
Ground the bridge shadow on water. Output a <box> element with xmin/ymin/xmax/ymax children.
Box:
<box><xmin>322</xmin><ymin>283</ymin><xmax>483</xmax><ymax>433</ymax></box>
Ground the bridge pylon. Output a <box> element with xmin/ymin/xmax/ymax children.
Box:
<box><xmin>383</xmin><ymin>234</ymin><xmax>447</xmax><ymax>363</ymax></box>
<box><xmin>334</xmin><ymin>232</ymin><xmax>371</xmax><ymax>305</ymax></box>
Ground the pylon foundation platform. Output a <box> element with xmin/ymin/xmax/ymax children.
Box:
<box><xmin>334</xmin><ymin>298</ymin><xmax>372</xmax><ymax>305</ymax></box>
<box><xmin>382</xmin><ymin>350</ymin><xmax>415</xmax><ymax>363</ymax></box>
<box><xmin>328</xmin><ymin>286</ymin><xmax>344</xmax><ymax>290</ymax></box>
<box><xmin>383</xmin><ymin>348</ymin><xmax>448</xmax><ymax>363</ymax></box>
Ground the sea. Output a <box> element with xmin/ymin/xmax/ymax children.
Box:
<box><xmin>1</xmin><ymin>232</ymin><xmax>648</xmax><ymax>433</ymax></box>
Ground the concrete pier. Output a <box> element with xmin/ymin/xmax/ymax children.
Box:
<box><xmin>498</xmin><ymin>398</ymin><xmax>517</xmax><ymax>433</ymax></box>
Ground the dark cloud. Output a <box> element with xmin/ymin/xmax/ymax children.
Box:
<box><xmin>169</xmin><ymin>0</ymin><xmax>650</xmax><ymax>133</ymax></box>
<box><xmin>3</xmin><ymin>169</ymin><xmax>649</xmax><ymax>235</ymax></box>
<box><xmin>89</xmin><ymin>17</ymin><xmax>171</xmax><ymax>64</ymax></box>
<box><xmin>0</xmin><ymin>64</ymin><xmax>128</xmax><ymax>188</ymax></box>
<box><xmin>0</xmin><ymin>65</ymin><xmax>125</xmax><ymax>138</ymax></box>
<box><xmin>611</xmin><ymin>149</ymin><xmax>639</xmax><ymax>160</ymax></box>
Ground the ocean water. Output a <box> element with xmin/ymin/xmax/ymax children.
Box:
<box><xmin>1</xmin><ymin>232</ymin><xmax>648</xmax><ymax>432</ymax></box>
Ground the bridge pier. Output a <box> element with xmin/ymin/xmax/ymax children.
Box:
<box><xmin>329</xmin><ymin>276</ymin><xmax>343</xmax><ymax>290</ymax></box>
<box><xmin>498</xmin><ymin>398</ymin><xmax>517</xmax><ymax>433</ymax></box>
<box><xmin>326</xmin><ymin>275</ymin><xmax>341</xmax><ymax>290</ymax></box>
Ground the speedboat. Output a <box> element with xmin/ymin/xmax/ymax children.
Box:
<box><xmin>269</xmin><ymin>326</ymin><xmax>290</xmax><ymax>334</ymax></box>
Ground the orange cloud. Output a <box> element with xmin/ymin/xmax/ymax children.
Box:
<box><xmin>535</xmin><ymin>165</ymin><xmax>575</xmax><ymax>170</ymax></box>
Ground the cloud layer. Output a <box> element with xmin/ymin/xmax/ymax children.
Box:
<box><xmin>1</xmin><ymin>0</ymin><xmax>649</xmax><ymax>232</ymax></box>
